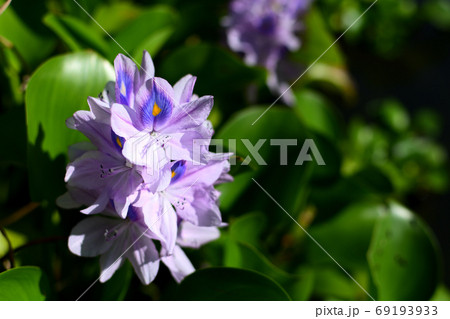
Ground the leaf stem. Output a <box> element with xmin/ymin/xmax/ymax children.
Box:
<box><xmin>0</xmin><ymin>202</ymin><xmax>40</xmax><ymax>228</ymax></box>
<box><xmin>0</xmin><ymin>226</ymin><xmax>15</xmax><ymax>269</ymax></box>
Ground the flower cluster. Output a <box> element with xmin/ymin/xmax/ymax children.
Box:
<box><xmin>58</xmin><ymin>51</ymin><xmax>232</xmax><ymax>284</ymax></box>
<box><xmin>224</xmin><ymin>0</ymin><xmax>310</xmax><ymax>104</ymax></box>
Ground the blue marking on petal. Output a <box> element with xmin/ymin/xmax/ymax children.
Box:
<box><xmin>140</xmin><ymin>80</ymin><xmax>173</xmax><ymax>130</ymax></box>
<box><xmin>110</xmin><ymin>130</ymin><xmax>125</xmax><ymax>151</ymax></box>
<box><xmin>127</xmin><ymin>205</ymin><xmax>140</xmax><ymax>222</ymax></box>
<box><xmin>139</xmin><ymin>93</ymin><xmax>154</xmax><ymax>127</ymax></box>
<box><xmin>116</xmin><ymin>72</ymin><xmax>133</xmax><ymax>106</ymax></box>
<box><xmin>170</xmin><ymin>160</ymin><xmax>186</xmax><ymax>184</ymax></box>
<box><xmin>153</xmin><ymin>83</ymin><xmax>173</xmax><ymax>128</ymax></box>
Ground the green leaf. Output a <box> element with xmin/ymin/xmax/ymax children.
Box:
<box><xmin>176</xmin><ymin>267</ymin><xmax>291</xmax><ymax>301</ymax></box>
<box><xmin>92</xmin><ymin>2</ymin><xmax>142</xmax><ymax>34</ymax></box>
<box><xmin>294</xmin><ymin>89</ymin><xmax>343</xmax><ymax>141</ymax></box>
<box><xmin>0</xmin><ymin>266</ymin><xmax>48</xmax><ymax>300</ymax></box>
<box><xmin>216</xmin><ymin>107</ymin><xmax>306</xmax><ymax>165</ymax></box>
<box><xmin>368</xmin><ymin>201</ymin><xmax>441</xmax><ymax>300</ymax></box>
<box><xmin>376</xmin><ymin>99</ymin><xmax>410</xmax><ymax>133</ymax></box>
<box><xmin>307</xmin><ymin>200</ymin><xmax>385</xmax><ymax>269</ymax></box>
<box><xmin>349</xmin><ymin>165</ymin><xmax>394</xmax><ymax>195</ymax></box>
<box><xmin>223</xmin><ymin>212</ymin><xmax>314</xmax><ymax>300</ymax></box>
<box><xmin>216</xmin><ymin>171</ymin><xmax>255</xmax><ymax>212</ymax></box>
<box><xmin>294</xmin><ymin>8</ymin><xmax>345</xmax><ymax>66</ymax></box>
<box><xmin>291</xmin><ymin>8</ymin><xmax>352</xmax><ymax>99</ymax></box>
<box><xmin>424</xmin><ymin>0</ymin><xmax>450</xmax><ymax>30</ymax></box>
<box><xmin>229</xmin><ymin>212</ymin><xmax>266</xmax><ymax>248</ymax></box>
<box><xmin>313</xmin><ymin>266</ymin><xmax>366</xmax><ymax>301</ymax></box>
<box><xmin>216</xmin><ymin>106</ymin><xmax>313</xmax><ymax>214</ymax></box>
<box><xmin>0</xmin><ymin>228</ymin><xmax>27</xmax><ymax>259</ymax></box>
<box><xmin>431</xmin><ymin>284</ymin><xmax>450</xmax><ymax>301</ymax></box>
<box><xmin>43</xmin><ymin>14</ymin><xmax>111</xmax><ymax>56</ymax></box>
<box><xmin>226</xmin><ymin>241</ymin><xmax>314</xmax><ymax>301</ymax></box>
<box><xmin>101</xmin><ymin>262</ymin><xmax>133</xmax><ymax>301</ymax></box>
<box><xmin>159</xmin><ymin>43</ymin><xmax>264</xmax><ymax>118</ymax></box>
<box><xmin>0</xmin><ymin>7</ymin><xmax>55</xmax><ymax>68</ymax></box>
<box><xmin>132</xmin><ymin>26</ymin><xmax>174</xmax><ymax>59</ymax></box>
<box><xmin>110</xmin><ymin>5</ymin><xmax>178</xmax><ymax>61</ymax></box>
<box><xmin>25</xmin><ymin>51</ymin><xmax>115</xmax><ymax>202</ymax></box>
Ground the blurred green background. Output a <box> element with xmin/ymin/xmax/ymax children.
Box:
<box><xmin>0</xmin><ymin>0</ymin><xmax>449</xmax><ymax>301</ymax></box>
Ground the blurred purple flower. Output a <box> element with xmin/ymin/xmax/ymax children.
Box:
<box><xmin>224</xmin><ymin>0</ymin><xmax>310</xmax><ymax>104</ymax></box>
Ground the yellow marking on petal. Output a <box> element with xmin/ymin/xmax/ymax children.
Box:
<box><xmin>171</xmin><ymin>170</ymin><xmax>176</xmax><ymax>179</ymax></box>
<box><xmin>116</xmin><ymin>136</ymin><xmax>123</xmax><ymax>148</ymax></box>
<box><xmin>152</xmin><ymin>103</ymin><xmax>161</xmax><ymax>116</ymax></box>
<box><xmin>120</xmin><ymin>81</ymin><xmax>126</xmax><ymax>96</ymax></box>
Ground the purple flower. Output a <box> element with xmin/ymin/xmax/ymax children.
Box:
<box><xmin>61</xmin><ymin>53</ymin><xmax>172</xmax><ymax>218</ymax></box>
<box><xmin>68</xmin><ymin>207</ymin><xmax>160</xmax><ymax>284</ymax></box>
<box><xmin>224</xmin><ymin>0</ymin><xmax>310</xmax><ymax>104</ymax></box>
<box><xmin>68</xmin><ymin>205</ymin><xmax>220</xmax><ymax>284</ymax></box>
<box><xmin>61</xmin><ymin>51</ymin><xmax>232</xmax><ymax>286</ymax></box>
<box><xmin>63</xmin><ymin>97</ymin><xmax>144</xmax><ymax>218</ymax></box>
<box><xmin>162</xmin><ymin>221</ymin><xmax>220</xmax><ymax>283</ymax></box>
<box><xmin>133</xmin><ymin>156</ymin><xmax>232</xmax><ymax>233</ymax></box>
<box><xmin>110</xmin><ymin>54</ymin><xmax>214</xmax><ymax>173</ymax></box>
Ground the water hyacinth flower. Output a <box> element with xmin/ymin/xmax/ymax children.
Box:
<box><xmin>224</xmin><ymin>0</ymin><xmax>310</xmax><ymax>104</ymax></box>
<box><xmin>61</xmin><ymin>98</ymin><xmax>145</xmax><ymax>218</ymax></box>
<box><xmin>60</xmin><ymin>50</ymin><xmax>231</xmax><ymax>285</ymax></box>
<box><xmin>68</xmin><ymin>204</ymin><xmax>220</xmax><ymax>284</ymax></box>
<box><xmin>129</xmin><ymin>156</ymin><xmax>231</xmax><ymax>254</ymax></box>
<box><xmin>110</xmin><ymin>54</ymin><xmax>214</xmax><ymax>174</ymax></box>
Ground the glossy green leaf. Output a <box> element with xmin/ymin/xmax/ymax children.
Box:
<box><xmin>294</xmin><ymin>89</ymin><xmax>343</xmax><ymax>141</ymax></box>
<box><xmin>307</xmin><ymin>201</ymin><xmax>384</xmax><ymax>269</ymax></box>
<box><xmin>290</xmin><ymin>8</ymin><xmax>354</xmax><ymax>101</ymax></box>
<box><xmin>216</xmin><ymin>107</ymin><xmax>306</xmax><ymax>165</ymax></box>
<box><xmin>0</xmin><ymin>7</ymin><xmax>55</xmax><ymax>68</ymax></box>
<box><xmin>132</xmin><ymin>26</ymin><xmax>174</xmax><ymax>59</ymax></box>
<box><xmin>0</xmin><ymin>228</ymin><xmax>27</xmax><ymax>259</ymax></box>
<box><xmin>43</xmin><ymin>14</ymin><xmax>110</xmax><ymax>56</ymax></box>
<box><xmin>431</xmin><ymin>284</ymin><xmax>450</xmax><ymax>301</ymax></box>
<box><xmin>216</xmin><ymin>171</ymin><xmax>255</xmax><ymax>212</ymax></box>
<box><xmin>226</xmin><ymin>241</ymin><xmax>314</xmax><ymax>301</ymax></box>
<box><xmin>368</xmin><ymin>201</ymin><xmax>441</xmax><ymax>300</ymax></box>
<box><xmin>92</xmin><ymin>2</ymin><xmax>142</xmax><ymax>34</ymax></box>
<box><xmin>216</xmin><ymin>106</ymin><xmax>314</xmax><ymax>213</ymax></box>
<box><xmin>224</xmin><ymin>212</ymin><xmax>314</xmax><ymax>300</ymax></box>
<box><xmin>0</xmin><ymin>266</ymin><xmax>48</xmax><ymax>300</ymax></box>
<box><xmin>376</xmin><ymin>99</ymin><xmax>410</xmax><ymax>133</ymax></box>
<box><xmin>229</xmin><ymin>212</ymin><xmax>266</xmax><ymax>248</ymax></box>
<box><xmin>159</xmin><ymin>43</ymin><xmax>265</xmax><ymax>118</ymax></box>
<box><xmin>313</xmin><ymin>267</ymin><xmax>366</xmax><ymax>301</ymax></box>
<box><xmin>176</xmin><ymin>267</ymin><xmax>291</xmax><ymax>301</ymax></box>
<box><xmin>25</xmin><ymin>51</ymin><xmax>115</xmax><ymax>202</ymax></box>
<box><xmin>292</xmin><ymin>8</ymin><xmax>345</xmax><ymax>67</ymax></box>
<box><xmin>349</xmin><ymin>165</ymin><xmax>394</xmax><ymax>195</ymax></box>
<box><xmin>424</xmin><ymin>0</ymin><xmax>450</xmax><ymax>29</ymax></box>
<box><xmin>101</xmin><ymin>262</ymin><xmax>133</xmax><ymax>301</ymax></box>
<box><xmin>110</xmin><ymin>5</ymin><xmax>178</xmax><ymax>61</ymax></box>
